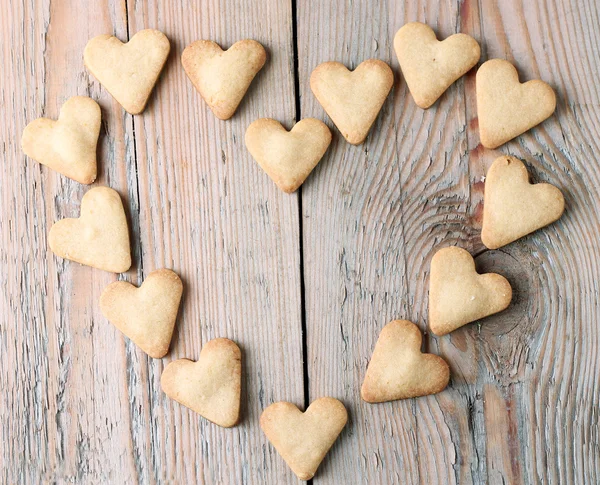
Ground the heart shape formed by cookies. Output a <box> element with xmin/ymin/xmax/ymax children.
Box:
<box><xmin>49</xmin><ymin>186</ymin><xmax>131</xmax><ymax>273</ymax></box>
<box><xmin>21</xmin><ymin>96</ymin><xmax>100</xmax><ymax>184</ymax></box>
<box><xmin>245</xmin><ymin>118</ymin><xmax>331</xmax><ymax>193</ymax></box>
<box><xmin>394</xmin><ymin>22</ymin><xmax>480</xmax><ymax>108</ymax></box>
<box><xmin>260</xmin><ymin>397</ymin><xmax>347</xmax><ymax>480</ymax></box>
<box><xmin>476</xmin><ymin>59</ymin><xmax>556</xmax><ymax>148</ymax></box>
<box><xmin>361</xmin><ymin>320</ymin><xmax>450</xmax><ymax>403</ymax></box>
<box><xmin>482</xmin><ymin>156</ymin><xmax>565</xmax><ymax>249</ymax></box>
<box><xmin>182</xmin><ymin>39</ymin><xmax>266</xmax><ymax>120</ymax></box>
<box><xmin>84</xmin><ymin>29</ymin><xmax>170</xmax><ymax>114</ymax></box>
<box><xmin>310</xmin><ymin>59</ymin><xmax>394</xmax><ymax>144</ymax></box>
<box><xmin>100</xmin><ymin>269</ymin><xmax>183</xmax><ymax>358</ymax></box>
<box><xmin>161</xmin><ymin>338</ymin><xmax>241</xmax><ymax>428</ymax></box>
<box><xmin>429</xmin><ymin>246</ymin><xmax>512</xmax><ymax>336</ymax></box>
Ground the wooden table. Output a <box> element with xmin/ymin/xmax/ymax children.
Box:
<box><xmin>3</xmin><ymin>0</ymin><xmax>599</xmax><ymax>483</ymax></box>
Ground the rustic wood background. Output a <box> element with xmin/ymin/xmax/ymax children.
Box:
<box><xmin>2</xmin><ymin>0</ymin><xmax>599</xmax><ymax>483</ymax></box>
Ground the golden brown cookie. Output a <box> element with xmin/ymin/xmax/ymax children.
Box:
<box><xmin>260</xmin><ymin>397</ymin><xmax>347</xmax><ymax>480</ymax></box>
<box><xmin>476</xmin><ymin>59</ymin><xmax>556</xmax><ymax>148</ymax></box>
<box><xmin>429</xmin><ymin>246</ymin><xmax>512</xmax><ymax>336</ymax></box>
<box><xmin>361</xmin><ymin>320</ymin><xmax>450</xmax><ymax>403</ymax></box>
<box><xmin>161</xmin><ymin>338</ymin><xmax>241</xmax><ymax>428</ymax></box>
<box><xmin>100</xmin><ymin>269</ymin><xmax>183</xmax><ymax>358</ymax></box>
<box><xmin>482</xmin><ymin>156</ymin><xmax>565</xmax><ymax>249</ymax></box>
<box><xmin>394</xmin><ymin>22</ymin><xmax>480</xmax><ymax>108</ymax></box>
<box><xmin>48</xmin><ymin>186</ymin><xmax>131</xmax><ymax>273</ymax></box>
<box><xmin>21</xmin><ymin>96</ymin><xmax>100</xmax><ymax>184</ymax></box>
<box><xmin>84</xmin><ymin>29</ymin><xmax>170</xmax><ymax>114</ymax></box>
<box><xmin>182</xmin><ymin>39</ymin><xmax>266</xmax><ymax>120</ymax></box>
<box><xmin>245</xmin><ymin>118</ymin><xmax>332</xmax><ymax>193</ymax></box>
<box><xmin>310</xmin><ymin>59</ymin><xmax>394</xmax><ymax>144</ymax></box>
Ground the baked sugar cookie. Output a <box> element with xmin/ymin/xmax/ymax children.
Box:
<box><xmin>394</xmin><ymin>22</ymin><xmax>480</xmax><ymax>108</ymax></box>
<box><xmin>476</xmin><ymin>59</ymin><xmax>556</xmax><ymax>148</ymax></box>
<box><xmin>21</xmin><ymin>96</ymin><xmax>100</xmax><ymax>184</ymax></box>
<box><xmin>182</xmin><ymin>39</ymin><xmax>266</xmax><ymax>120</ymax></box>
<box><xmin>245</xmin><ymin>118</ymin><xmax>331</xmax><ymax>192</ymax></box>
<box><xmin>482</xmin><ymin>156</ymin><xmax>565</xmax><ymax>249</ymax></box>
<box><xmin>161</xmin><ymin>338</ymin><xmax>242</xmax><ymax>428</ymax></box>
<box><xmin>100</xmin><ymin>269</ymin><xmax>183</xmax><ymax>358</ymax></box>
<box><xmin>49</xmin><ymin>186</ymin><xmax>131</xmax><ymax>273</ymax></box>
<box><xmin>260</xmin><ymin>397</ymin><xmax>347</xmax><ymax>480</ymax></box>
<box><xmin>84</xmin><ymin>29</ymin><xmax>170</xmax><ymax>114</ymax></box>
<box><xmin>429</xmin><ymin>246</ymin><xmax>512</xmax><ymax>336</ymax></box>
<box><xmin>361</xmin><ymin>320</ymin><xmax>450</xmax><ymax>403</ymax></box>
<box><xmin>310</xmin><ymin>59</ymin><xmax>394</xmax><ymax>144</ymax></box>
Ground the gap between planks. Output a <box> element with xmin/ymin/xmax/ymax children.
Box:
<box><xmin>289</xmin><ymin>0</ymin><xmax>311</xmax><ymax>414</ymax></box>
<box><xmin>124</xmin><ymin>0</ymin><xmax>313</xmax><ymax>479</ymax></box>
<box><xmin>124</xmin><ymin>0</ymin><xmax>144</xmax><ymax>284</ymax></box>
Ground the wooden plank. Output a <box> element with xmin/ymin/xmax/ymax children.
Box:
<box><xmin>296</xmin><ymin>1</ymin><xmax>475</xmax><ymax>483</ymax></box>
<box><xmin>296</xmin><ymin>0</ymin><xmax>600</xmax><ymax>483</ymax></box>
<box><xmin>0</xmin><ymin>0</ymin><xmax>146</xmax><ymax>482</ymax></box>
<box><xmin>462</xmin><ymin>1</ymin><xmax>600</xmax><ymax>484</ymax></box>
<box><xmin>1</xmin><ymin>0</ymin><xmax>303</xmax><ymax>483</ymax></box>
<box><xmin>3</xmin><ymin>0</ymin><xmax>600</xmax><ymax>483</ymax></box>
<box><xmin>123</xmin><ymin>1</ymin><xmax>304</xmax><ymax>483</ymax></box>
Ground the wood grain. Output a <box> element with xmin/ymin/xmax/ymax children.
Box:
<box><xmin>1</xmin><ymin>0</ymin><xmax>143</xmax><ymax>482</ymax></box>
<box><xmin>297</xmin><ymin>1</ymin><xmax>473</xmax><ymax>483</ymax></box>
<box><xmin>297</xmin><ymin>0</ymin><xmax>600</xmax><ymax>484</ymax></box>
<box><xmin>122</xmin><ymin>1</ymin><xmax>304</xmax><ymax>483</ymax></box>
<box><xmin>465</xmin><ymin>1</ymin><xmax>600</xmax><ymax>483</ymax></box>
<box><xmin>2</xmin><ymin>0</ymin><xmax>600</xmax><ymax>483</ymax></box>
<box><xmin>1</xmin><ymin>0</ymin><xmax>303</xmax><ymax>483</ymax></box>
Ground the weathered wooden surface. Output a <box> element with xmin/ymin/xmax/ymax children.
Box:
<box><xmin>2</xmin><ymin>0</ymin><xmax>303</xmax><ymax>483</ymax></box>
<box><xmin>1</xmin><ymin>0</ymin><xmax>599</xmax><ymax>483</ymax></box>
<box><xmin>298</xmin><ymin>0</ymin><xmax>600</xmax><ymax>484</ymax></box>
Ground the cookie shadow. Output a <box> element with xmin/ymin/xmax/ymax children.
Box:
<box><xmin>95</xmin><ymin>102</ymin><xmax>111</xmax><ymax>182</ymax></box>
<box><xmin>230</xmin><ymin>44</ymin><xmax>271</xmax><ymax>121</ymax></box>
<box><xmin>114</xmin><ymin>187</ymin><xmax>143</xmax><ymax>278</ymax></box>
<box><xmin>311</xmin><ymin>399</ymin><xmax>352</xmax><ymax>479</ymax></box>
<box><xmin>139</xmin><ymin>34</ymin><xmax>181</xmax><ymax>115</ymax></box>
<box><xmin>237</xmin><ymin>342</ymin><xmax>248</xmax><ymax>425</ymax></box>
<box><xmin>297</xmin><ymin>128</ymin><xmax>339</xmax><ymax>194</ymax></box>
<box><xmin>167</xmin><ymin>269</ymin><xmax>189</xmax><ymax>357</ymax></box>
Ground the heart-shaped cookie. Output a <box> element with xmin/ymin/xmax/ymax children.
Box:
<box><xmin>361</xmin><ymin>320</ymin><xmax>450</xmax><ymax>403</ymax></box>
<box><xmin>476</xmin><ymin>59</ymin><xmax>556</xmax><ymax>148</ymax></box>
<box><xmin>84</xmin><ymin>29</ymin><xmax>170</xmax><ymax>114</ymax></box>
<box><xmin>429</xmin><ymin>246</ymin><xmax>512</xmax><ymax>336</ymax></box>
<box><xmin>100</xmin><ymin>269</ymin><xmax>183</xmax><ymax>358</ymax></box>
<box><xmin>260</xmin><ymin>397</ymin><xmax>347</xmax><ymax>480</ymax></box>
<box><xmin>394</xmin><ymin>22</ymin><xmax>480</xmax><ymax>108</ymax></box>
<box><xmin>48</xmin><ymin>186</ymin><xmax>131</xmax><ymax>273</ymax></box>
<box><xmin>310</xmin><ymin>59</ymin><xmax>394</xmax><ymax>144</ymax></box>
<box><xmin>21</xmin><ymin>96</ymin><xmax>100</xmax><ymax>184</ymax></box>
<box><xmin>245</xmin><ymin>118</ymin><xmax>331</xmax><ymax>193</ymax></box>
<box><xmin>161</xmin><ymin>338</ymin><xmax>241</xmax><ymax>428</ymax></box>
<box><xmin>482</xmin><ymin>156</ymin><xmax>565</xmax><ymax>249</ymax></box>
<box><xmin>182</xmin><ymin>39</ymin><xmax>266</xmax><ymax>120</ymax></box>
